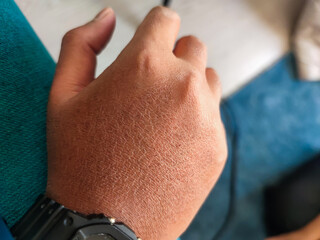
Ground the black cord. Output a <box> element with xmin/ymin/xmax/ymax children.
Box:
<box><xmin>163</xmin><ymin>0</ymin><xmax>171</xmax><ymax>7</ymax></box>
<box><xmin>211</xmin><ymin>100</ymin><xmax>239</xmax><ymax>240</ymax></box>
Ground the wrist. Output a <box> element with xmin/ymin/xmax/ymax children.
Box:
<box><xmin>12</xmin><ymin>194</ymin><xmax>141</xmax><ymax>240</ymax></box>
<box><xmin>45</xmin><ymin>189</ymin><xmax>169</xmax><ymax>240</ymax></box>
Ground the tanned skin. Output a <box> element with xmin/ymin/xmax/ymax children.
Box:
<box><xmin>46</xmin><ymin>7</ymin><xmax>227</xmax><ymax>240</ymax></box>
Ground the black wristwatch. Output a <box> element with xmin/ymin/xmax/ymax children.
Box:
<box><xmin>11</xmin><ymin>195</ymin><xmax>141</xmax><ymax>240</ymax></box>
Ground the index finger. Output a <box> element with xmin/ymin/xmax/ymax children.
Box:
<box><xmin>131</xmin><ymin>6</ymin><xmax>180</xmax><ymax>51</ymax></box>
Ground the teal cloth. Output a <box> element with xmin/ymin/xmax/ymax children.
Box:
<box><xmin>0</xmin><ymin>0</ymin><xmax>55</xmax><ymax>227</ymax></box>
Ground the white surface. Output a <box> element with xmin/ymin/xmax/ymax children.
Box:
<box><xmin>15</xmin><ymin>0</ymin><xmax>304</xmax><ymax>96</ymax></box>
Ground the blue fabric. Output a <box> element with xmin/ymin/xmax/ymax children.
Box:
<box><xmin>1</xmin><ymin>0</ymin><xmax>320</xmax><ymax>240</ymax></box>
<box><xmin>182</xmin><ymin>55</ymin><xmax>320</xmax><ymax>239</ymax></box>
<box><xmin>0</xmin><ymin>218</ymin><xmax>13</xmax><ymax>240</ymax></box>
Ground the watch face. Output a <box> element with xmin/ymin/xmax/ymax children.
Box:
<box><xmin>71</xmin><ymin>223</ymin><xmax>134</xmax><ymax>240</ymax></box>
<box><xmin>86</xmin><ymin>234</ymin><xmax>115</xmax><ymax>240</ymax></box>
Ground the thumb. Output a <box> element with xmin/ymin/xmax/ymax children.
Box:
<box><xmin>50</xmin><ymin>8</ymin><xmax>116</xmax><ymax>107</ymax></box>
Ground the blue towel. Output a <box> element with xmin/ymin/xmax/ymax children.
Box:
<box><xmin>0</xmin><ymin>218</ymin><xmax>13</xmax><ymax>240</ymax></box>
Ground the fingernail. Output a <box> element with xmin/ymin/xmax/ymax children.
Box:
<box><xmin>95</xmin><ymin>8</ymin><xmax>113</xmax><ymax>21</ymax></box>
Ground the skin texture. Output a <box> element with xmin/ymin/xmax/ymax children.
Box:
<box><xmin>46</xmin><ymin>7</ymin><xmax>227</xmax><ymax>240</ymax></box>
<box><xmin>266</xmin><ymin>215</ymin><xmax>320</xmax><ymax>240</ymax></box>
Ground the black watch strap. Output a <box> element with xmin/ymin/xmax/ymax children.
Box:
<box><xmin>11</xmin><ymin>195</ymin><xmax>140</xmax><ymax>240</ymax></box>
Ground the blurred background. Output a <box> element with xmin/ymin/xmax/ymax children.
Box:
<box><xmin>15</xmin><ymin>0</ymin><xmax>304</xmax><ymax>96</ymax></box>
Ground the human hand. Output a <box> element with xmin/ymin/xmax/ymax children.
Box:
<box><xmin>266</xmin><ymin>215</ymin><xmax>320</xmax><ymax>240</ymax></box>
<box><xmin>46</xmin><ymin>6</ymin><xmax>227</xmax><ymax>240</ymax></box>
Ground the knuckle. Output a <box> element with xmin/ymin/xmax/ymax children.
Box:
<box><xmin>183</xmin><ymin>69</ymin><xmax>203</xmax><ymax>97</ymax></box>
<box><xmin>207</xmin><ymin>68</ymin><xmax>218</xmax><ymax>78</ymax></box>
<box><xmin>207</xmin><ymin>68</ymin><xmax>222</xmax><ymax>97</ymax></box>
<box><xmin>213</xmin><ymin>76</ymin><xmax>222</xmax><ymax>97</ymax></box>
<box><xmin>134</xmin><ymin>48</ymin><xmax>158</xmax><ymax>74</ymax></box>
<box><xmin>150</xmin><ymin>6</ymin><xmax>165</xmax><ymax>15</ymax></box>
<box><xmin>180</xmin><ymin>35</ymin><xmax>206</xmax><ymax>50</ymax></box>
<box><xmin>185</xmin><ymin>68</ymin><xmax>202</xmax><ymax>83</ymax></box>
<box><xmin>150</xmin><ymin>6</ymin><xmax>180</xmax><ymax>22</ymax></box>
<box><xmin>62</xmin><ymin>28</ymin><xmax>83</xmax><ymax>45</ymax></box>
